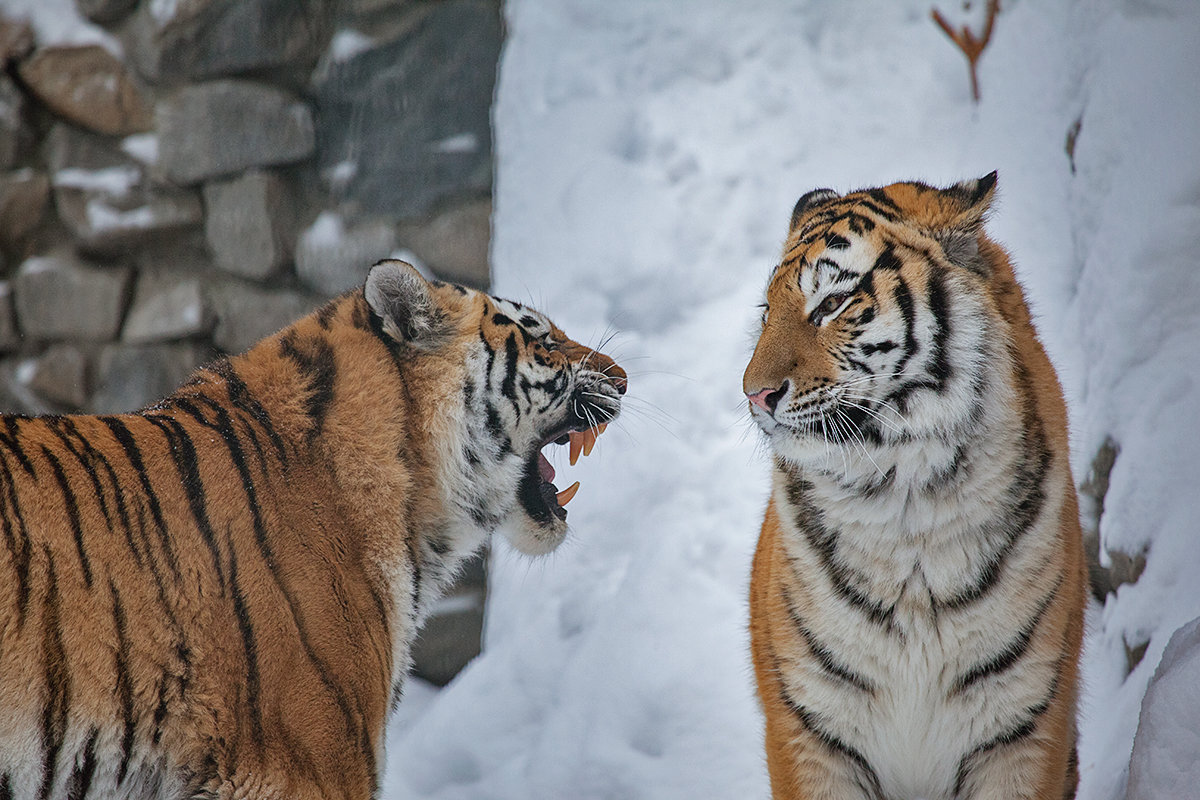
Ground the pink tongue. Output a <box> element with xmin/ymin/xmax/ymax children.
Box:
<box><xmin>537</xmin><ymin>451</ymin><xmax>555</xmax><ymax>482</ymax></box>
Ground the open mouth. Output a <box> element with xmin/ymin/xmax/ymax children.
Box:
<box><xmin>518</xmin><ymin>423</ymin><xmax>609</xmax><ymax>526</ymax></box>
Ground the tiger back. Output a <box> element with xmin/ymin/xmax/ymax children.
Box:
<box><xmin>0</xmin><ymin>260</ymin><xmax>626</xmax><ymax>800</ymax></box>
<box><xmin>743</xmin><ymin>175</ymin><xmax>1086</xmax><ymax>800</ymax></box>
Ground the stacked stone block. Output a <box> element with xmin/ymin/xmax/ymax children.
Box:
<box><xmin>0</xmin><ymin>0</ymin><xmax>499</xmax><ymax>685</ymax></box>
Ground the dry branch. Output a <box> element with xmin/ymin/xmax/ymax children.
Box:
<box><xmin>931</xmin><ymin>0</ymin><xmax>1000</xmax><ymax>102</ymax></box>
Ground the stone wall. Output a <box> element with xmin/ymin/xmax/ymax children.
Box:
<box><xmin>0</xmin><ymin>0</ymin><xmax>500</xmax><ymax>685</ymax></box>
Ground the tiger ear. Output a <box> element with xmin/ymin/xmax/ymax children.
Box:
<box><xmin>790</xmin><ymin>188</ymin><xmax>841</xmax><ymax>230</ymax></box>
<box><xmin>934</xmin><ymin>171</ymin><xmax>998</xmax><ymax>277</ymax></box>
<box><xmin>364</xmin><ymin>259</ymin><xmax>451</xmax><ymax>350</ymax></box>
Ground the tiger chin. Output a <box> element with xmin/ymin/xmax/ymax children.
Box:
<box><xmin>0</xmin><ymin>259</ymin><xmax>624</xmax><ymax>800</ymax></box>
<box><xmin>745</xmin><ymin>175</ymin><xmax>1086</xmax><ymax>800</ymax></box>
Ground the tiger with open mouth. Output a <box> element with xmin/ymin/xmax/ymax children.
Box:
<box><xmin>0</xmin><ymin>259</ymin><xmax>625</xmax><ymax>799</ymax></box>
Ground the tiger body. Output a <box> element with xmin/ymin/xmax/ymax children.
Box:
<box><xmin>744</xmin><ymin>176</ymin><xmax>1085</xmax><ymax>800</ymax></box>
<box><xmin>0</xmin><ymin>260</ymin><xmax>625</xmax><ymax>800</ymax></box>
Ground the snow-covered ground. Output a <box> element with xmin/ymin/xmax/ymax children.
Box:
<box><xmin>385</xmin><ymin>0</ymin><xmax>1200</xmax><ymax>798</ymax></box>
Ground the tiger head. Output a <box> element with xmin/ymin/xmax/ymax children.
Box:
<box><xmin>364</xmin><ymin>260</ymin><xmax>626</xmax><ymax>555</ymax></box>
<box><xmin>743</xmin><ymin>173</ymin><xmax>1007</xmax><ymax>466</ymax></box>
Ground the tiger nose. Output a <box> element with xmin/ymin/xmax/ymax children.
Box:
<box><xmin>607</xmin><ymin>362</ymin><xmax>629</xmax><ymax>395</ymax></box>
<box><xmin>746</xmin><ymin>380</ymin><xmax>788</xmax><ymax>413</ymax></box>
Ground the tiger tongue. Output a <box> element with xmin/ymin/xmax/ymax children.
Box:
<box><xmin>538</xmin><ymin>451</ymin><xmax>555</xmax><ymax>483</ymax></box>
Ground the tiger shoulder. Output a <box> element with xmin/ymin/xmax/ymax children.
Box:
<box><xmin>0</xmin><ymin>259</ymin><xmax>625</xmax><ymax>800</ymax></box>
<box><xmin>744</xmin><ymin>175</ymin><xmax>1086</xmax><ymax>800</ymax></box>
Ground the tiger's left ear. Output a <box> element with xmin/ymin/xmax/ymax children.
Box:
<box><xmin>364</xmin><ymin>259</ymin><xmax>452</xmax><ymax>350</ymax></box>
<box><xmin>935</xmin><ymin>171</ymin><xmax>998</xmax><ymax>277</ymax></box>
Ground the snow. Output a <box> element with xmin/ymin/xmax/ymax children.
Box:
<box><xmin>329</xmin><ymin>29</ymin><xmax>375</xmax><ymax>64</ymax></box>
<box><xmin>52</xmin><ymin>166</ymin><xmax>141</xmax><ymax>196</ymax></box>
<box><xmin>366</xmin><ymin>0</ymin><xmax>1200</xmax><ymax>797</ymax></box>
<box><xmin>0</xmin><ymin>0</ymin><xmax>122</xmax><ymax>55</ymax></box>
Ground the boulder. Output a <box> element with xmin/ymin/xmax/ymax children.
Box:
<box><xmin>0</xmin><ymin>17</ymin><xmax>34</xmax><ymax>65</ymax></box>
<box><xmin>125</xmin><ymin>0</ymin><xmax>332</xmax><ymax>84</ymax></box>
<box><xmin>13</xmin><ymin>253</ymin><xmax>132</xmax><ymax>341</ymax></box>
<box><xmin>295</xmin><ymin>211</ymin><xmax>396</xmax><ymax>295</ymax></box>
<box><xmin>0</xmin><ymin>281</ymin><xmax>19</xmax><ymax>351</ymax></box>
<box><xmin>91</xmin><ymin>342</ymin><xmax>215</xmax><ymax>413</ymax></box>
<box><xmin>313</xmin><ymin>0</ymin><xmax>499</xmax><ymax>219</ymax></box>
<box><xmin>74</xmin><ymin>0</ymin><xmax>140</xmax><ymax>26</ymax></box>
<box><xmin>21</xmin><ymin>344</ymin><xmax>89</xmax><ymax>408</ymax></box>
<box><xmin>157</xmin><ymin>80</ymin><xmax>316</xmax><ymax>185</ymax></box>
<box><xmin>0</xmin><ymin>75</ymin><xmax>27</xmax><ymax>171</ymax></box>
<box><xmin>207</xmin><ymin>278</ymin><xmax>323</xmax><ymax>354</ymax></box>
<box><xmin>123</xmin><ymin>272</ymin><xmax>215</xmax><ymax>343</ymax></box>
<box><xmin>203</xmin><ymin>170</ymin><xmax>297</xmax><ymax>281</ymax></box>
<box><xmin>399</xmin><ymin>198</ymin><xmax>491</xmax><ymax>288</ymax></box>
<box><xmin>18</xmin><ymin>45</ymin><xmax>153</xmax><ymax>136</ymax></box>
<box><xmin>55</xmin><ymin>180</ymin><xmax>204</xmax><ymax>255</ymax></box>
<box><xmin>1126</xmin><ymin>616</ymin><xmax>1200</xmax><ymax>799</ymax></box>
<box><xmin>0</xmin><ymin>169</ymin><xmax>50</xmax><ymax>247</ymax></box>
<box><xmin>43</xmin><ymin>121</ymin><xmax>134</xmax><ymax>175</ymax></box>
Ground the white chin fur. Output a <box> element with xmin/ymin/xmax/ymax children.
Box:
<box><xmin>501</xmin><ymin>514</ymin><xmax>568</xmax><ymax>556</ymax></box>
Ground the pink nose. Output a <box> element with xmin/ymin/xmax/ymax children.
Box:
<box><xmin>746</xmin><ymin>387</ymin><xmax>777</xmax><ymax>412</ymax></box>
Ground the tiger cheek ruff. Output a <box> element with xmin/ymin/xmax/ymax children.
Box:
<box><xmin>745</xmin><ymin>175</ymin><xmax>1087</xmax><ymax>800</ymax></box>
<box><xmin>0</xmin><ymin>259</ymin><xmax>625</xmax><ymax>799</ymax></box>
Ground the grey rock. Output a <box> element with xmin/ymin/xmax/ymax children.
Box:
<box><xmin>22</xmin><ymin>344</ymin><xmax>89</xmax><ymax>408</ymax></box>
<box><xmin>203</xmin><ymin>170</ymin><xmax>296</xmax><ymax>280</ymax></box>
<box><xmin>125</xmin><ymin>0</ymin><xmax>332</xmax><ymax>84</ymax></box>
<box><xmin>295</xmin><ymin>212</ymin><xmax>396</xmax><ymax>295</ymax></box>
<box><xmin>207</xmin><ymin>278</ymin><xmax>323</xmax><ymax>354</ymax></box>
<box><xmin>1126</xmin><ymin>616</ymin><xmax>1200</xmax><ymax>800</ymax></box>
<box><xmin>313</xmin><ymin>0</ymin><xmax>499</xmax><ymax>219</ymax></box>
<box><xmin>123</xmin><ymin>272</ymin><xmax>215</xmax><ymax>344</ymax></box>
<box><xmin>0</xmin><ymin>17</ymin><xmax>34</xmax><ymax>65</ymax></box>
<box><xmin>0</xmin><ymin>358</ymin><xmax>52</xmax><ymax>415</ymax></box>
<box><xmin>0</xmin><ymin>75</ymin><xmax>27</xmax><ymax>171</ymax></box>
<box><xmin>410</xmin><ymin>583</ymin><xmax>484</xmax><ymax>687</ymax></box>
<box><xmin>0</xmin><ymin>282</ymin><xmax>20</xmax><ymax>351</ymax></box>
<box><xmin>74</xmin><ymin>0</ymin><xmax>140</xmax><ymax>25</ymax></box>
<box><xmin>91</xmin><ymin>342</ymin><xmax>215</xmax><ymax>413</ymax></box>
<box><xmin>18</xmin><ymin>45</ymin><xmax>153</xmax><ymax>136</ymax></box>
<box><xmin>55</xmin><ymin>182</ymin><xmax>204</xmax><ymax>255</ymax></box>
<box><xmin>399</xmin><ymin>198</ymin><xmax>491</xmax><ymax>288</ymax></box>
<box><xmin>158</xmin><ymin>80</ymin><xmax>316</xmax><ymax>185</ymax></box>
<box><xmin>13</xmin><ymin>253</ymin><xmax>132</xmax><ymax>341</ymax></box>
<box><xmin>0</xmin><ymin>169</ymin><xmax>50</xmax><ymax>247</ymax></box>
<box><xmin>43</xmin><ymin>121</ymin><xmax>134</xmax><ymax>175</ymax></box>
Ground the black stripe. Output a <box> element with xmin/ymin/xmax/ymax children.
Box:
<box><xmin>953</xmin><ymin>660</ymin><xmax>1062</xmax><ymax>796</ymax></box>
<box><xmin>227</xmin><ymin>546</ymin><xmax>266</xmax><ymax>748</ymax></box>
<box><xmin>871</xmin><ymin>246</ymin><xmax>904</xmax><ymax>272</ymax></box>
<box><xmin>784</xmin><ymin>474</ymin><xmax>899</xmax><ymax>634</ymax></box>
<box><xmin>926</xmin><ymin>270</ymin><xmax>953</xmax><ymax>388</ymax></box>
<box><xmin>99</xmin><ymin>417</ymin><xmax>182</xmax><ymax>581</ymax></box>
<box><xmin>781</xmin><ymin>585</ymin><xmax>875</xmax><ymax>692</ymax></box>
<box><xmin>42</xmin><ymin>446</ymin><xmax>92</xmax><ymax>588</ymax></box>
<box><xmin>65</xmin><ymin>728</ymin><xmax>98</xmax><ymax>800</ymax></box>
<box><xmin>0</xmin><ymin>416</ymin><xmax>34</xmax><ymax>476</ymax></box>
<box><xmin>109</xmin><ymin>582</ymin><xmax>137</xmax><ymax>784</ymax></box>
<box><xmin>208</xmin><ymin>360</ymin><xmax>290</xmax><ymax>471</ymax></box>
<box><xmin>177</xmin><ymin>395</ymin><xmax>376</xmax><ymax>790</ymax></box>
<box><xmin>855</xmin><ymin>197</ymin><xmax>900</xmax><ymax>222</ymax></box>
<box><xmin>278</xmin><ymin>334</ymin><xmax>337</xmax><ymax>442</ymax></box>
<box><xmin>39</xmin><ymin>555</ymin><xmax>69</xmax><ymax>800</ymax></box>
<box><xmin>51</xmin><ymin>419</ymin><xmax>141</xmax><ymax>567</ymax></box>
<box><xmin>936</xmin><ymin>420</ymin><xmax>1051</xmax><ymax>610</ymax></box>
<box><xmin>770</xmin><ymin>651</ymin><xmax>883</xmax><ymax>800</ymax></box>
<box><xmin>143</xmin><ymin>416</ymin><xmax>226</xmax><ymax>587</ymax></box>
<box><xmin>866</xmin><ymin>188</ymin><xmax>900</xmax><ymax>210</ymax></box>
<box><xmin>0</xmin><ymin>450</ymin><xmax>31</xmax><ymax>625</ymax></box>
<box><xmin>951</xmin><ymin>575</ymin><xmax>1062</xmax><ymax>694</ymax></box>
<box><xmin>316</xmin><ymin>298</ymin><xmax>339</xmax><ymax>330</ymax></box>
<box><xmin>501</xmin><ymin>333</ymin><xmax>520</xmax><ymax>412</ymax></box>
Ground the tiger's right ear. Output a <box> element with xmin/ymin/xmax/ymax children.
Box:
<box><xmin>364</xmin><ymin>259</ymin><xmax>451</xmax><ymax>350</ymax></box>
<box><xmin>790</xmin><ymin>188</ymin><xmax>841</xmax><ymax>230</ymax></box>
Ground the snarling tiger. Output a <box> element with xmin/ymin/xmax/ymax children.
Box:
<box><xmin>744</xmin><ymin>175</ymin><xmax>1086</xmax><ymax>800</ymax></box>
<box><xmin>0</xmin><ymin>260</ymin><xmax>625</xmax><ymax>800</ymax></box>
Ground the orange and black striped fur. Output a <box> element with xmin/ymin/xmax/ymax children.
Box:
<box><xmin>0</xmin><ymin>260</ymin><xmax>625</xmax><ymax>800</ymax></box>
<box><xmin>744</xmin><ymin>176</ymin><xmax>1085</xmax><ymax>800</ymax></box>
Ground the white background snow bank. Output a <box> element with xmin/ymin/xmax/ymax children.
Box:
<box><xmin>375</xmin><ymin>1</ymin><xmax>1200</xmax><ymax>797</ymax></box>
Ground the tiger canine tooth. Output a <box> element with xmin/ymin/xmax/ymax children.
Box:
<box><xmin>581</xmin><ymin>427</ymin><xmax>597</xmax><ymax>457</ymax></box>
<box><xmin>598</xmin><ymin>423</ymin><xmax>607</xmax><ymax>435</ymax></box>
<box><xmin>556</xmin><ymin>480</ymin><xmax>580</xmax><ymax>507</ymax></box>
<box><xmin>569</xmin><ymin>431</ymin><xmax>584</xmax><ymax>465</ymax></box>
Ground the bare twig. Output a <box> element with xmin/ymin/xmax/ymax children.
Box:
<box><xmin>931</xmin><ymin>0</ymin><xmax>1000</xmax><ymax>102</ymax></box>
